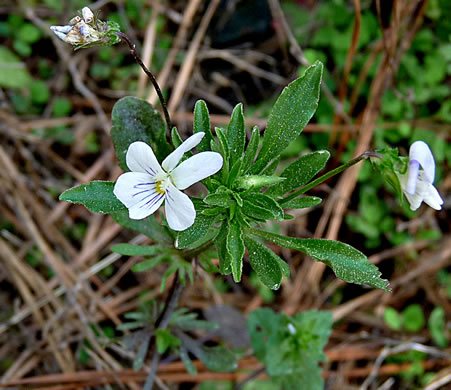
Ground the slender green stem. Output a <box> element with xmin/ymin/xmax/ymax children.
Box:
<box><xmin>280</xmin><ymin>151</ymin><xmax>380</xmax><ymax>205</ymax></box>
<box><xmin>115</xmin><ymin>31</ymin><xmax>172</xmax><ymax>132</ymax></box>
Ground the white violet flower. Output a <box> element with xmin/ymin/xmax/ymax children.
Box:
<box><xmin>113</xmin><ymin>132</ymin><xmax>223</xmax><ymax>231</ymax></box>
<box><xmin>397</xmin><ymin>141</ymin><xmax>443</xmax><ymax>211</ymax></box>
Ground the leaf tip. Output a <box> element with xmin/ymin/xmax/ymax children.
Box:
<box><xmin>59</xmin><ymin>186</ymin><xmax>77</xmax><ymax>202</ymax></box>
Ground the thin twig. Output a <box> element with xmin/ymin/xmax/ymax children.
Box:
<box><xmin>235</xmin><ymin>367</ymin><xmax>266</xmax><ymax>390</ymax></box>
<box><xmin>143</xmin><ymin>272</ymin><xmax>184</xmax><ymax>390</ymax></box>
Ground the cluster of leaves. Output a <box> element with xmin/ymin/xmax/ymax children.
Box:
<box><xmin>248</xmin><ymin>308</ymin><xmax>333</xmax><ymax>390</ymax></box>
<box><xmin>116</xmin><ymin>302</ymin><xmax>333</xmax><ymax>386</ymax></box>
<box><xmin>118</xmin><ymin>303</ymin><xmax>237</xmax><ymax>374</ymax></box>
<box><xmin>60</xmin><ymin>61</ymin><xmax>390</xmax><ymax>293</ymax></box>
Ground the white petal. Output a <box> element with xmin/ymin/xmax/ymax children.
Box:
<box><xmin>52</xmin><ymin>30</ymin><xmax>68</xmax><ymax>41</ymax></box>
<box><xmin>170</xmin><ymin>152</ymin><xmax>223</xmax><ymax>190</ymax></box>
<box><xmin>114</xmin><ymin>172</ymin><xmax>165</xmax><ymax>219</ymax></box>
<box><xmin>399</xmin><ymin>171</ymin><xmax>443</xmax><ymax>211</ymax></box>
<box><xmin>82</xmin><ymin>7</ymin><xmax>94</xmax><ymax>23</ymax></box>
<box><xmin>423</xmin><ymin>183</ymin><xmax>443</xmax><ymax>210</ymax></box>
<box><xmin>409</xmin><ymin>141</ymin><xmax>435</xmax><ymax>182</ymax></box>
<box><xmin>50</xmin><ymin>25</ymin><xmax>71</xmax><ymax>41</ymax></box>
<box><xmin>162</xmin><ymin>132</ymin><xmax>205</xmax><ymax>172</ymax></box>
<box><xmin>50</xmin><ymin>25</ymin><xmax>73</xmax><ymax>33</ymax></box>
<box><xmin>164</xmin><ymin>183</ymin><xmax>196</xmax><ymax>231</ymax></box>
<box><xmin>404</xmin><ymin>192</ymin><xmax>423</xmax><ymax>211</ymax></box>
<box><xmin>69</xmin><ymin>16</ymin><xmax>82</xmax><ymax>25</ymax></box>
<box><xmin>126</xmin><ymin>142</ymin><xmax>163</xmax><ymax>176</ymax></box>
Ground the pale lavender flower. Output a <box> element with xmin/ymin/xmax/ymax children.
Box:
<box><xmin>397</xmin><ymin>141</ymin><xmax>443</xmax><ymax>211</ymax></box>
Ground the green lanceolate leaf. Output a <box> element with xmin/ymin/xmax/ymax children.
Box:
<box><xmin>267</xmin><ymin>150</ymin><xmax>330</xmax><ymax>197</ymax></box>
<box><xmin>111</xmin><ymin>96</ymin><xmax>171</xmax><ymax>170</ymax></box>
<box><xmin>193</xmin><ymin>100</ymin><xmax>213</xmax><ymax>152</ymax></box>
<box><xmin>110</xmin><ymin>210</ymin><xmax>173</xmax><ymax>244</ymax></box>
<box><xmin>215</xmin><ymin>128</ymin><xmax>230</xmax><ymax>162</ymax></box>
<box><xmin>178</xmin><ymin>332</ymin><xmax>237</xmax><ymax>372</ymax></box>
<box><xmin>242</xmin><ymin>126</ymin><xmax>260</xmax><ymax>173</ymax></box>
<box><xmin>216</xmin><ymin>128</ymin><xmax>230</xmax><ymax>181</ymax></box>
<box><xmin>244</xmin><ymin>235</ymin><xmax>284</xmax><ymax>289</ymax></box>
<box><xmin>248</xmin><ymin>229</ymin><xmax>390</xmax><ymax>291</ymax></box>
<box><xmin>242</xmin><ymin>193</ymin><xmax>284</xmax><ymax>221</ymax></box>
<box><xmin>227</xmin><ymin>159</ymin><xmax>243</xmax><ymax>187</ymax></box>
<box><xmin>204</xmin><ymin>190</ymin><xmax>232</xmax><ymax>208</ymax></box>
<box><xmin>180</xmin><ymin>347</ymin><xmax>197</xmax><ymax>375</ymax></box>
<box><xmin>227</xmin><ymin>103</ymin><xmax>246</xmax><ymax>167</ymax></box>
<box><xmin>227</xmin><ymin>218</ymin><xmax>245</xmax><ymax>282</ymax></box>
<box><xmin>171</xmin><ymin>126</ymin><xmax>183</xmax><ymax>148</ymax></box>
<box><xmin>60</xmin><ymin>181</ymin><xmax>125</xmax><ymax>213</ymax></box>
<box><xmin>156</xmin><ymin>329</ymin><xmax>181</xmax><ymax>354</ymax></box>
<box><xmin>201</xmin><ymin>207</ymin><xmax>225</xmax><ymax>217</ymax></box>
<box><xmin>198</xmin><ymin>250</ymin><xmax>220</xmax><ymax>273</ymax></box>
<box><xmin>251</xmin><ymin>61</ymin><xmax>323</xmax><ymax>174</ymax></box>
<box><xmin>280</xmin><ymin>196</ymin><xmax>322</xmax><ymax>209</ymax></box>
<box><xmin>175</xmin><ymin>213</ymin><xmax>217</xmax><ymax>249</ymax></box>
<box><xmin>111</xmin><ymin>244</ymin><xmax>162</xmax><ymax>256</ymax></box>
<box><xmin>215</xmin><ymin>220</ymin><xmax>231</xmax><ymax>274</ymax></box>
<box><xmin>131</xmin><ymin>255</ymin><xmax>164</xmax><ymax>272</ymax></box>
<box><xmin>198</xmin><ymin>345</ymin><xmax>237</xmax><ymax>372</ymax></box>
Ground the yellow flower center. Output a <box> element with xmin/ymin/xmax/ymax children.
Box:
<box><xmin>156</xmin><ymin>180</ymin><xmax>166</xmax><ymax>195</ymax></box>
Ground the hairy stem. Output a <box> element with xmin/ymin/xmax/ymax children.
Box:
<box><xmin>115</xmin><ymin>31</ymin><xmax>172</xmax><ymax>132</ymax></box>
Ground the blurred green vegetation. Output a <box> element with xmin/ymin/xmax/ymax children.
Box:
<box><xmin>280</xmin><ymin>0</ymin><xmax>449</xmax><ymax>252</ymax></box>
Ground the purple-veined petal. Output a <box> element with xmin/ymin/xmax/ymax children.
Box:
<box><xmin>170</xmin><ymin>152</ymin><xmax>223</xmax><ymax>190</ymax></box>
<box><xmin>164</xmin><ymin>183</ymin><xmax>196</xmax><ymax>231</ymax></box>
<box><xmin>126</xmin><ymin>141</ymin><xmax>163</xmax><ymax>176</ymax></box>
<box><xmin>162</xmin><ymin>132</ymin><xmax>205</xmax><ymax>172</ymax></box>
<box><xmin>409</xmin><ymin>141</ymin><xmax>435</xmax><ymax>183</ymax></box>
<box><xmin>113</xmin><ymin>172</ymin><xmax>164</xmax><ymax>219</ymax></box>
